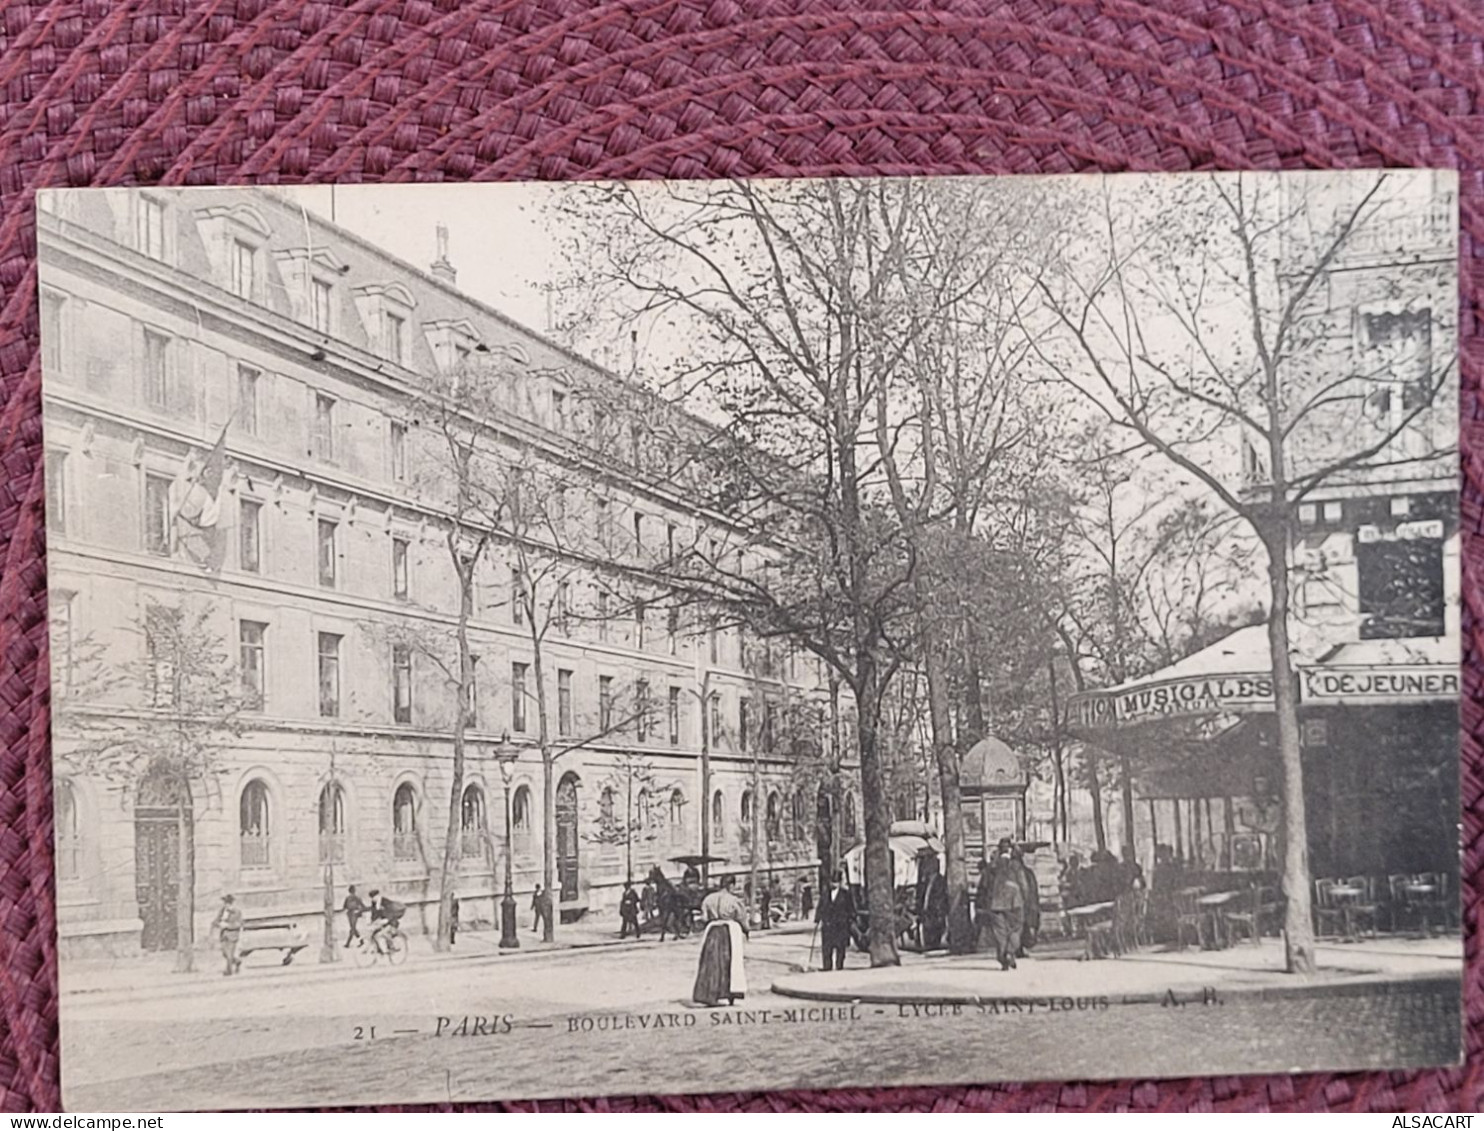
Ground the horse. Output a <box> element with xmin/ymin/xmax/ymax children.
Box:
<box><xmin>648</xmin><ymin>866</ymin><xmax>685</xmax><ymax>941</ymax></box>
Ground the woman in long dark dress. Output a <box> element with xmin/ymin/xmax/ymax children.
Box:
<box><xmin>692</xmin><ymin>875</ymin><xmax>749</xmax><ymax>1007</ymax></box>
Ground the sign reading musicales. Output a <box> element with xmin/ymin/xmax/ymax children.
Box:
<box><xmin>1067</xmin><ymin>674</ymin><xmax>1275</xmax><ymax>732</ymax></box>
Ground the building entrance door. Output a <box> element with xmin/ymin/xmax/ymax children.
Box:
<box><xmin>556</xmin><ymin>773</ymin><xmax>580</xmax><ymax>903</ymax></box>
<box><xmin>134</xmin><ymin>769</ymin><xmax>189</xmax><ymax>952</ymax></box>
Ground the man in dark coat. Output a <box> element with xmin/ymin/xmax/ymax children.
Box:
<box><xmin>619</xmin><ymin>880</ymin><xmax>641</xmax><ymax>938</ymax></box>
<box><xmin>342</xmin><ymin>884</ymin><xmax>366</xmax><ymax>949</ymax></box>
<box><xmin>986</xmin><ymin>838</ymin><xmax>1026</xmax><ymax>970</ymax></box>
<box><xmin>816</xmin><ymin>870</ymin><xmax>856</xmax><ymax>971</ymax></box>
<box><xmin>1013</xmin><ymin>846</ymin><xmax>1040</xmax><ymax>956</ymax></box>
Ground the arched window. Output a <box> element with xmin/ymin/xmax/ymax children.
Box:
<box><xmin>765</xmin><ymin>791</ymin><xmax>781</xmax><ymax>842</ymax></box>
<box><xmin>711</xmin><ymin>790</ymin><xmax>724</xmax><ymax>839</ymax></box>
<box><xmin>740</xmin><ymin>789</ymin><xmax>753</xmax><ymax>845</ymax></box>
<box><xmin>239</xmin><ymin>779</ymin><xmax>272</xmax><ymax>868</ymax></box>
<box><xmin>55</xmin><ymin>779</ymin><xmax>81</xmax><ymax>882</ymax></box>
<box><xmin>318</xmin><ymin>781</ymin><xmax>346</xmax><ymax>865</ymax></box>
<box><xmin>392</xmin><ymin>783</ymin><xmax>419</xmax><ymax>861</ymax></box>
<box><xmin>843</xmin><ymin>790</ymin><xmax>858</xmax><ymax>841</ymax></box>
<box><xmin>636</xmin><ymin>788</ymin><xmax>652</xmax><ymax>828</ymax></box>
<box><xmin>460</xmin><ymin>784</ymin><xmax>487</xmax><ymax>858</ymax></box>
<box><xmin>599</xmin><ymin>786</ymin><xmax>616</xmax><ymax>830</ymax></box>
<box><xmin>791</xmin><ymin>791</ymin><xmax>808</xmax><ymax>841</ymax></box>
<box><xmin>512</xmin><ymin>785</ymin><xmax>532</xmax><ymax>840</ymax></box>
<box><xmin>668</xmin><ymin>788</ymin><xmax>686</xmax><ymax>847</ymax></box>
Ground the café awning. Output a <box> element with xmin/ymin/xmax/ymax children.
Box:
<box><xmin>1067</xmin><ymin>625</ymin><xmax>1458</xmax><ymax>742</ymax></box>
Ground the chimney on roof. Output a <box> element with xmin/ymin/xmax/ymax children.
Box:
<box><xmin>431</xmin><ymin>223</ymin><xmax>456</xmax><ymax>285</ymax></box>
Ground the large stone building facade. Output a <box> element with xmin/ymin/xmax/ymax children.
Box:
<box><xmin>40</xmin><ymin>187</ymin><xmax>849</xmax><ymax>957</ymax></box>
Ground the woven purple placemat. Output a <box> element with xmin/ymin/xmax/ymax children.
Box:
<box><xmin>0</xmin><ymin>0</ymin><xmax>1479</xmax><ymax>1114</ymax></box>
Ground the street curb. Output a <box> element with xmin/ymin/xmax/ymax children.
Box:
<box><xmin>64</xmin><ymin>922</ymin><xmax>818</xmax><ymax>1006</ymax></box>
<box><xmin>768</xmin><ymin>968</ymin><xmax>1461</xmax><ymax>1008</ymax></box>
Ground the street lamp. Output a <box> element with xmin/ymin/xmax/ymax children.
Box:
<box><xmin>494</xmin><ymin>731</ymin><xmax>520</xmax><ymax>950</ymax></box>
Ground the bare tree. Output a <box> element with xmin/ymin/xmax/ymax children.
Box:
<box><xmin>1031</xmin><ymin>170</ymin><xmax>1457</xmax><ymax>973</ymax></box>
<box><xmin>54</xmin><ymin>599</ymin><xmax>246</xmax><ymax>973</ymax></box>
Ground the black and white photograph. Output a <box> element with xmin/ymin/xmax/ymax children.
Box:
<box><xmin>37</xmin><ymin>169</ymin><xmax>1461</xmax><ymax>1110</ymax></box>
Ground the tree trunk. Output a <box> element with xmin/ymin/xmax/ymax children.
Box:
<box><xmin>1086</xmin><ymin>750</ymin><xmax>1108</xmax><ymax>853</ymax></box>
<box><xmin>855</xmin><ymin>660</ymin><xmax>900</xmax><ymax>968</ymax></box>
<box><xmin>173</xmin><ymin>793</ymin><xmax>195</xmax><ymax>974</ymax></box>
<box><xmin>320</xmin><ymin>861</ymin><xmax>338</xmax><ymax>964</ymax></box>
<box><xmin>435</xmin><ymin>584</ymin><xmax>474</xmax><ymax>954</ymax></box>
<box><xmin>534</xmin><ymin>646</ymin><xmax>556</xmax><ymax>944</ymax></box>
<box><xmin>1119</xmin><ymin>753</ymin><xmax>1137</xmax><ymax>862</ymax></box>
<box><xmin>920</xmin><ymin>617</ymin><xmax>973</xmax><ymax>954</ymax></box>
<box><xmin>1262</xmin><ymin>527</ymin><xmax>1317</xmax><ymax>975</ymax></box>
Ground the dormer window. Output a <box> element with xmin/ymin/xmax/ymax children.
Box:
<box><xmin>425</xmin><ymin>319</ymin><xmax>481</xmax><ymax>374</ymax></box>
<box><xmin>196</xmin><ymin>203</ymin><xmax>273</xmax><ymax>303</ymax></box>
<box><xmin>354</xmin><ymin>283</ymin><xmax>417</xmax><ymax>367</ymax></box>
<box><xmin>136</xmin><ymin>196</ymin><xmax>168</xmax><ymax>262</ymax></box>
<box><xmin>274</xmin><ymin>245</ymin><xmax>347</xmax><ymax>335</ymax></box>
<box><xmin>231</xmin><ymin>239</ymin><xmax>257</xmax><ymax>301</ymax></box>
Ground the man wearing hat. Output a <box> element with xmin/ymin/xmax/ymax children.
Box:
<box><xmin>986</xmin><ymin>838</ymin><xmax>1027</xmax><ymax>971</ymax></box>
<box><xmin>210</xmin><ymin>893</ymin><xmax>244</xmax><ymax>976</ymax></box>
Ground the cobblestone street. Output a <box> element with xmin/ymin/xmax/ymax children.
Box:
<box><xmin>62</xmin><ymin>928</ymin><xmax>1461</xmax><ymax>1110</ymax></box>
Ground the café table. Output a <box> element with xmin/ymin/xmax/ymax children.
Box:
<box><xmin>1196</xmin><ymin>890</ymin><xmax>1242</xmax><ymax>949</ymax></box>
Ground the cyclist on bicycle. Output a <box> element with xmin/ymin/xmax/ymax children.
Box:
<box><xmin>367</xmin><ymin>889</ymin><xmax>406</xmax><ymax>953</ymax></box>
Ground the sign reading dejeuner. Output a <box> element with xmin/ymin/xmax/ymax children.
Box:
<box><xmin>1302</xmin><ymin>665</ymin><xmax>1459</xmax><ymax>705</ymax></box>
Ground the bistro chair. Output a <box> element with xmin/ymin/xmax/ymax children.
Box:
<box><xmin>1222</xmin><ymin>885</ymin><xmax>1266</xmax><ymax>947</ymax></box>
<box><xmin>1115</xmin><ymin>888</ymin><xmax>1152</xmax><ymax>953</ymax></box>
<box><xmin>1084</xmin><ymin>904</ymin><xmax>1119</xmax><ymax>960</ymax></box>
<box><xmin>1408</xmin><ymin>873</ymin><xmax>1447</xmax><ymax>936</ymax></box>
<box><xmin>1386</xmin><ymin>874</ymin><xmax>1415</xmax><ymax>933</ymax></box>
<box><xmin>1341</xmin><ymin>876</ymin><xmax>1380</xmax><ymax>939</ymax></box>
<box><xmin>1174</xmin><ymin>887</ymin><xmax>1207</xmax><ymax>951</ymax></box>
<box><xmin>1312</xmin><ymin>878</ymin><xmax>1346</xmax><ymax>938</ymax></box>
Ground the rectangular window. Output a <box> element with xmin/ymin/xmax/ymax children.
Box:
<box><xmin>317</xmin><ymin>519</ymin><xmax>338</xmax><ymax>588</ymax></box>
<box><xmin>557</xmin><ymin>581</ymin><xmax>571</xmax><ymax>635</ymax></box>
<box><xmin>668</xmin><ymin>686</ymin><xmax>681</xmax><ymax>746</ymax></box>
<box><xmin>240</xmin><ymin>621</ymin><xmax>266</xmax><ymax>710</ymax></box>
<box><xmin>465</xmin><ymin>654</ymin><xmax>480</xmax><ymax>728</ymax></box>
<box><xmin>596</xmin><ymin>589</ymin><xmax>609</xmax><ymax>642</ymax></box>
<box><xmin>144</xmin><ymin>473</ymin><xmax>172</xmax><ymax>556</ymax></box>
<box><xmin>136</xmin><ymin>197</ymin><xmax>166</xmax><ymax>260</ymax></box>
<box><xmin>392</xmin><ymin>537</ymin><xmax>410</xmax><ymax>599</ymax></box>
<box><xmin>634</xmin><ymin>600</ymin><xmax>647</xmax><ymax>650</ymax></box>
<box><xmin>633</xmin><ymin>511</ymin><xmax>645</xmax><ymax>554</ymax></box>
<box><xmin>385</xmin><ymin>312</ymin><xmax>406</xmax><ymax>362</ymax></box>
<box><xmin>52</xmin><ymin>590</ymin><xmax>76</xmax><ymax>698</ymax></box>
<box><xmin>45</xmin><ymin>450</ymin><xmax>67</xmax><ymax>535</ymax></box>
<box><xmin>599</xmin><ymin>675</ymin><xmax>613</xmax><ymax>732</ymax></box>
<box><xmin>239</xmin><ymin>499</ymin><xmax>261</xmax><ymax>573</ymax></box>
<box><xmin>558</xmin><ymin>668</ymin><xmax>574</xmax><ymax>737</ymax></box>
<box><xmin>392</xmin><ymin>644</ymin><xmax>413</xmax><ymax>724</ymax></box>
<box><xmin>667</xmin><ymin>608</ymin><xmax>679</xmax><ymax>656</ymax></box>
<box><xmin>143</xmin><ymin>329</ymin><xmax>169</xmax><ymax>409</ymax></box>
<box><xmin>595</xmin><ymin>497</ymin><xmax>611</xmax><ymax>549</ymax></box>
<box><xmin>312</xmin><ymin>394</ymin><xmax>335</xmax><ymax>461</ymax></box>
<box><xmin>739</xmin><ymin>697</ymin><xmax>751</xmax><ymax>751</ymax></box>
<box><xmin>511</xmin><ymin>661</ymin><xmax>528</xmax><ymax>733</ymax></box>
<box><xmin>636</xmin><ymin>680</ymin><xmax>651</xmax><ymax>742</ymax></box>
<box><xmin>551</xmin><ymin>390</ymin><xmax>567</xmax><ymax>430</ymax></box>
<box><xmin>511</xmin><ymin>566</ymin><xmax>525</xmax><ymax>625</ymax></box>
<box><xmin>666</xmin><ymin>523</ymin><xmax>676</xmax><ymax>562</ymax></box>
<box><xmin>389</xmin><ymin>421</ymin><xmax>407</xmax><ymax>481</ymax></box>
<box><xmin>41</xmin><ymin>291</ymin><xmax>64</xmax><ymax>374</ymax></box>
<box><xmin>231</xmin><ymin>240</ymin><xmax>256</xmax><ymax>301</ymax></box>
<box><xmin>310</xmin><ymin>278</ymin><xmax>333</xmax><ymax>333</ymax></box>
<box><xmin>708</xmin><ymin>693</ymin><xmax>723</xmax><ymax>752</ymax></box>
<box><xmin>317</xmin><ymin>632</ymin><xmax>341</xmax><ymax>718</ymax></box>
<box><xmin>237</xmin><ymin>366</ymin><xmax>260</xmax><ymax>436</ymax></box>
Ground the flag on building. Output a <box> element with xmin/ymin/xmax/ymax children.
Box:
<box><xmin>175</xmin><ymin>421</ymin><xmax>230</xmax><ymax>571</ymax></box>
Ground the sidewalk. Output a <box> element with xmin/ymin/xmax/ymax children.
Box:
<box><xmin>61</xmin><ymin>914</ymin><xmax>815</xmax><ymax>1002</ymax></box>
<box><xmin>770</xmin><ymin>935</ymin><xmax>1462</xmax><ymax>1006</ymax></box>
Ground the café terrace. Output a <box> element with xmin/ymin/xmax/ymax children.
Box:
<box><xmin>1065</xmin><ymin>624</ymin><xmax>1459</xmax><ymax>883</ymax></box>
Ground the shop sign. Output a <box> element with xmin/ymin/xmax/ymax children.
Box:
<box><xmin>1067</xmin><ymin>673</ymin><xmax>1274</xmax><ymax>733</ymax></box>
<box><xmin>1357</xmin><ymin>519</ymin><xmax>1444</xmax><ymax>544</ymax></box>
<box><xmin>1301</xmin><ymin>664</ymin><xmax>1458</xmax><ymax>705</ymax></box>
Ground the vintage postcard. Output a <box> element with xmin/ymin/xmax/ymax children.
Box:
<box><xmin>39</xmin><ymin>170</ymin><xmax>1461</xmax><ymax>1110</ymax></box>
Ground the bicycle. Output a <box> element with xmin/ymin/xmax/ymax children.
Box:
<box><xmin>353</xmin><ymin>922</ymin><xmax>408</xmax><ymax>968</ymax></box>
